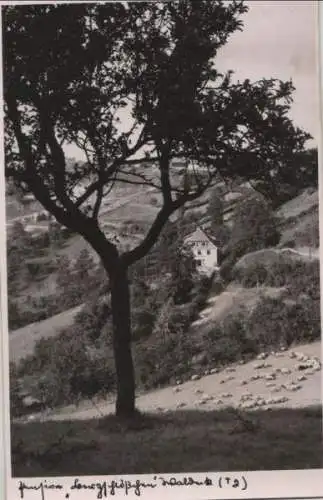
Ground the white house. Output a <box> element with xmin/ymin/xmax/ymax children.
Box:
<box><xmin>184</xmin><ymin>227</ymin><xmax>219</xmax><ymax>275</ymax></box>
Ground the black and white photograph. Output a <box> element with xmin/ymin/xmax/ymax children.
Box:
<box><xmin>1</xmin><ymin>0</ymin><xmax>322</xmax><ymax>486</ymax></box>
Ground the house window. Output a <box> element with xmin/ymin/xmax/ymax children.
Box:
<box><xmin>196</xmin><ymin>259</ymin><xmax>202</xmax><ymax>266</ymax></box>
<box><xmin>207</xmin><ymin>249</ymin><xmax>211</xmax><ymax>255</ymax></box>
<box><xmin>197</xmin><ymin>250</ymin><xmax>201</xmax><ymax>255</ymax></box>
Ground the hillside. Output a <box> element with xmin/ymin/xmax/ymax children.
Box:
<box><xmin>35</xmin><ymin>340</ymin><xmax>322</xmax><ymax>422</ymax></box>
<box><xmin>9</xmin><ymin>305</ymin><xmax>82</xmax><ymax>364</ymax></box>
<box><xmin>277</xmin><ymin>188</ymin><xmax>319</xmax><ymax>248</ymax></box>
<box><xmin>8</xmin><ymin>181</ymin><xmax>322</xmax><ymax>482</ymax></box>
<box><xmin>9</xmin><ymin>186</ymin><xmax>320</xmax><ymax>358</ymax></box>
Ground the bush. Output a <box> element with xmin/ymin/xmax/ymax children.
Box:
<box><xmin>293</xmin><ymin>219</ymin><xmax>320</xmax><ymax>247</ymax></box>
<box><xmin>210</xmin><ymin>275</ymin><xmax>225</xmax><ymax>295</ymax></box>
<box><xmin>33</xmin><ymin>232</ymin><xmax>50</xmax><ymax>249</ymax></box>
<box><xmin>8</xmin><ymin>300</ymin><xmax>25</xmax><ymax>330</ymax></box>
<box><xmin>188</xmin><ymin>274</ymin><xmax>214</xmax><ymax>323</ymax></box>
<box><xmin>9</xmin><ymin>295</ymin><xmax>64</xmax><ymax>331</ymax></box>
<box><xmin>205</xmin><ymin>292</ymin><xmax>320</xmax><ymax>366</ymax></box>
<box><xmin>207</xmin><ymin>315</ymin><xmax>258</xmax><ymax>366</ymax></box>
<box><xmin>9</xmin><ymin>362</ymin><xmax>25</xmax><ymax>418</ymax></box>
<box><xmin>247</xmin><ymin>297</ymin><xmax>320</xmax><ymax>348</ymax></box>
<box><xmin>135</xmin><ymin>296</ymin><xmax>199</xmax><ymax>389</ymax></box>
<box><xmin>132</xmin><ymin>307</ymin><xmax>156</xmax><ymax>341</ymax></box>
<box><xmin>18</xmin><ymin>329</ymin><xmax>115</xmax><ymax>407</ymax></box>
<box><xmin>36</xmin><ymin>213</ymin><xmax>48</xmax><ymax>222</ymax></box>
<box><xmin>74</xmin><ymin>297</ymin><xmax>112</xmax><ymax>343</ymax></box>
<box><xmin>135</xmin><ymin>274</ymin><xmax>217</xmax><ymax>390</ymax></box>
<box><xmin>231</xmin><ymin>262</ymin><xmax>270</xmax><ymax>287</ymax></box>
<box><xmin>26</xmin><ymin>257</ymin><xmax>57</xmax><ymax>279</ymax></box>
<box><xmin>54</xmin><ymin>253</ymin><xmax>105</xmax><ymax>311</ymax></box>
<box><xmin>231</xmin><ymin>257</ymin><xmax>320</xmax><ymax>295</ymax></box>
<box><xmin>220</xmin><ymin>254</ymin><xmax>237</xmax><ymax>282</ymax></box>
<box><xmin>221</xmin><ymin>196</ymin><xmax>281</xmax><ymax>281</ymax></box>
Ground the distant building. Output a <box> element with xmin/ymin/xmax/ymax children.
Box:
<box><xmin>184</xmin><ymin>227</ymin><xmax>219</xmax><ymax>275</ymax></box>
<box><xmin>22</xmin><ymin>193</ymin><xmax>35</xmax><ymax>202</ymax></box>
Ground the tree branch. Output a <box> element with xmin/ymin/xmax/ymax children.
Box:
<box><xmin>121</xmin><ymin>205</ymin><xmax>173</xmax><ymax>268</ymax></box>
<box><xmin>6</xmin><ymin>93</ymin><xmax>120</xmax><ymax>271</ymax></box>
<box><xmin>121</xmin><ymin>173</ymin><xmax>213</xmax><ymax>269</ymax></box>
<box><xmin>159</xmin><ymin>148</ymin><xmax>173</xmax><ymax>206</ymax></box>
<box><xmin>38</xmin><ymin>108</ymin><xmax>76</xmax><ymax>212</ymax></box>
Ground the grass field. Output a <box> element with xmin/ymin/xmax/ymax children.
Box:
<box><xmin>9</xmin><ymin>305</ymin><xmax>82</xmax><ymax>363</ymax></box>
<box><xmin>276</xmin><ymin>189</ymin><xmax>318</xmax><ymax>220</ymax></box>
<box><xmin>11</xmin><ymin>406</ymin><xmax>322</xmax><ymax>476</ymax></box>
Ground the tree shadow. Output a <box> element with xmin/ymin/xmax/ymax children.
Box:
<box><xmin>11</xmin><ymin>405</ymin><xmax>322</xmax><ymax>477</ymax></box>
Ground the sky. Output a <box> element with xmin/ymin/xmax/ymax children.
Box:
<box><xmin>216</xmin><ymin>1</ymin><xmax>319</xmax><ymax>145</ymax></box>
<box><xmin>65</xmin><ymin>0</ymin><xmax>319</xmax><ymax>160</ymax></box>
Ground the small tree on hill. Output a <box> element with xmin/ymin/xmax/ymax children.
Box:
<box><xmin>55</xmin><ymin>255</ymin><xmax>72</xmax><ymax>289</ymax></box>
<box><xmin>225</xmin><ymin>196</ymin><xmax>281</xmax><ymax>268</ymax></box>
<box><xmin>73</xmin><ymin>248</ymin><xmax>97</xmax><ymax>292</ymax></box>
<box><xmin>208</xmin><ymin>187</ymin><xmax>224</xmax><ymax>233</ymax></box>
<box><xmin>4</xmin><ymin>2</ymin><xmax>311</xmax><ymax>417</ymax></box>
<box><xmin>170</xmin><ymin>247</ymin><xmax>196</xmax><ymax>305</ymax></box>
<box><xmin>7</xmin><ymin>222</ymin><xmax>33</xmax><ymax>294</ymax></box>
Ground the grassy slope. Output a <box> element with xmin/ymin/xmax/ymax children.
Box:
<box><xmin>9</xmin><ymin>305</ymin><xmax>82</xmax><ymax>363</ymax></box>
<box><xmin>276</xmin><ymin>189</ymin><xmax>319</xmax><ymax>247</ymax></box>
<box><xmin>11</xmin><ymin>406</ymin><xmax>322</xmax><ymax>476</ymax></box>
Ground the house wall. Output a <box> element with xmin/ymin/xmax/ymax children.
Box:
<box><xmin>189</xmin><ymin>241</ymin><xmax>219</xmax><ymax>274</ymax></box>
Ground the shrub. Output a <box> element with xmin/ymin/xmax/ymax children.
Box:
<box><xmin>222</xmin><ymin>196</ymin><xmax>281</xmax><ymax>281</ymax></box>
<box><xmin>33</xmin><ymin>232</ymin><xmax>50</xmax><ymax>249</ymax></box>
<box><xmin>210</xmin><ymin>275</ymin><xmax>225</xmax><ymax>295</ymax></box>
<box><xmin>9</xmin><ymin>362</ymin><xmax>25</xmax><ymax>418</ymax></box>
<box><xmin>8</xmin><ymin>300</ymin><xmax>25</xmax><ymax>330</ymax></box>
<box><xmin>132</xmin><ymin>307</ymin><xmax>156</xmax><ymax>341</ymax></box>
<box><xmin>247</xmin><ymin>297</ymin><xmax>320</xmax><ymax>348</ymax></box>
<box><xmin>286</xmin><ymin>260</ymin><xmax>320</xmax><ymax>300</ymax></box>
<box><xmin>231</xmin><ymin>262</ymin><xmax>271</xmax><ymax>287</ymax></box>
<box><xmin>36</xmin><ymin>213</ymin><xmax>48</xmax><ymax>222</ymax></box>
<box><xmin>280</xmin><ymin>239</ymin><xmax>296</xmax><ymax>248</ymax></box>
<box><xmin>220</xmin><ymin>254</ymin><xmax>238</xmax><ymax>282</ymax></box>
<box><xmin>188</xmin><ymin>274</ymin><xmax>214</xmax><ymax>323</ymax></box>
<box><xmin>135</xmin><ymin>297</ymin><xmax>199</xmax><ymax>388</ymax></box>
<box><xmin>205</xmin><ymin>292</ymin><xmax>320</xmax><ymax>368</ymax></box>
<box><xmin>54</xmin><ymin>253</ymin><xmax>104</xmax><ymax>311</ymax></box>
<box><xmin>231</xmin><ymin>256</ymin><xmax>320</xmax><ymax>295</ymax></box>
<box><xmin>26</xmin><ymin>257</ymin><xmax>57</xmax><ymax>278</ymax></box>
<box><xmin>206</xmin><ymin>312</ymin><xmax>258</xmax><ymax>365</ymax></box>
<box><xmin>293</xmin><ymin>217</ymin><xmax>320</xmax><ymax>247</ymax></box>
<box><xmin>74</xmin><ymin>297</ymin><xmax>112</xmax><ymax>344</ymax></box>
<box><xmin>18</xmin><ymin>329</ymin><xmax>115</xmax><ymax>407</ymax></box>
<box><xmin>9</xmin><ymin>295</ymin><xmax>64</xmax><ymax>331</ymax></box>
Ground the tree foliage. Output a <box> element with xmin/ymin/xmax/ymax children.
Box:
<box><xmin>4</xmin><ymin>1</ymin><xmax>310</xmax><ymax>262</ymax></box>
<box><xmin>230</xmin><ymin>196</ymin><xmax>280</xmax><ymax>250</ymax></box>
<box><xmin>221</xmin><ymin>196</ymin><xmax>281</xmax><ymax>280</ymax></box>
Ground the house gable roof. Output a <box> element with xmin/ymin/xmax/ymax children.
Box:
<box><xmin>184</xmin><ymin>227</ymin><xmax>217</xmax><ymax>247</ymax></box>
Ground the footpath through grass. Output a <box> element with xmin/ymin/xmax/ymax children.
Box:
<box><xmin>11</xmin><ymin>406</ymin><xmax>322</xmax><ymax>477</ymax></box>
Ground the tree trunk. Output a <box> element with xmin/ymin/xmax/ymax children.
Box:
<box><xmin>109</xmin><ymin>263</ymin><xmax>136</xmax><ymax>418</ymax></box>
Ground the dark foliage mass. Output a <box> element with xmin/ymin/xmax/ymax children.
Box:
<box><xmin>220</xmin><ymin>196</ymin><xmax>281</xmax><ymax>281</ymax></box>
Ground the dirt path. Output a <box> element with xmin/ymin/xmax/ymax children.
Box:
<box><xmin>39</xmin><ymin>341</ymin><xmax>321</xmax><ymax>422</ymax></box>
